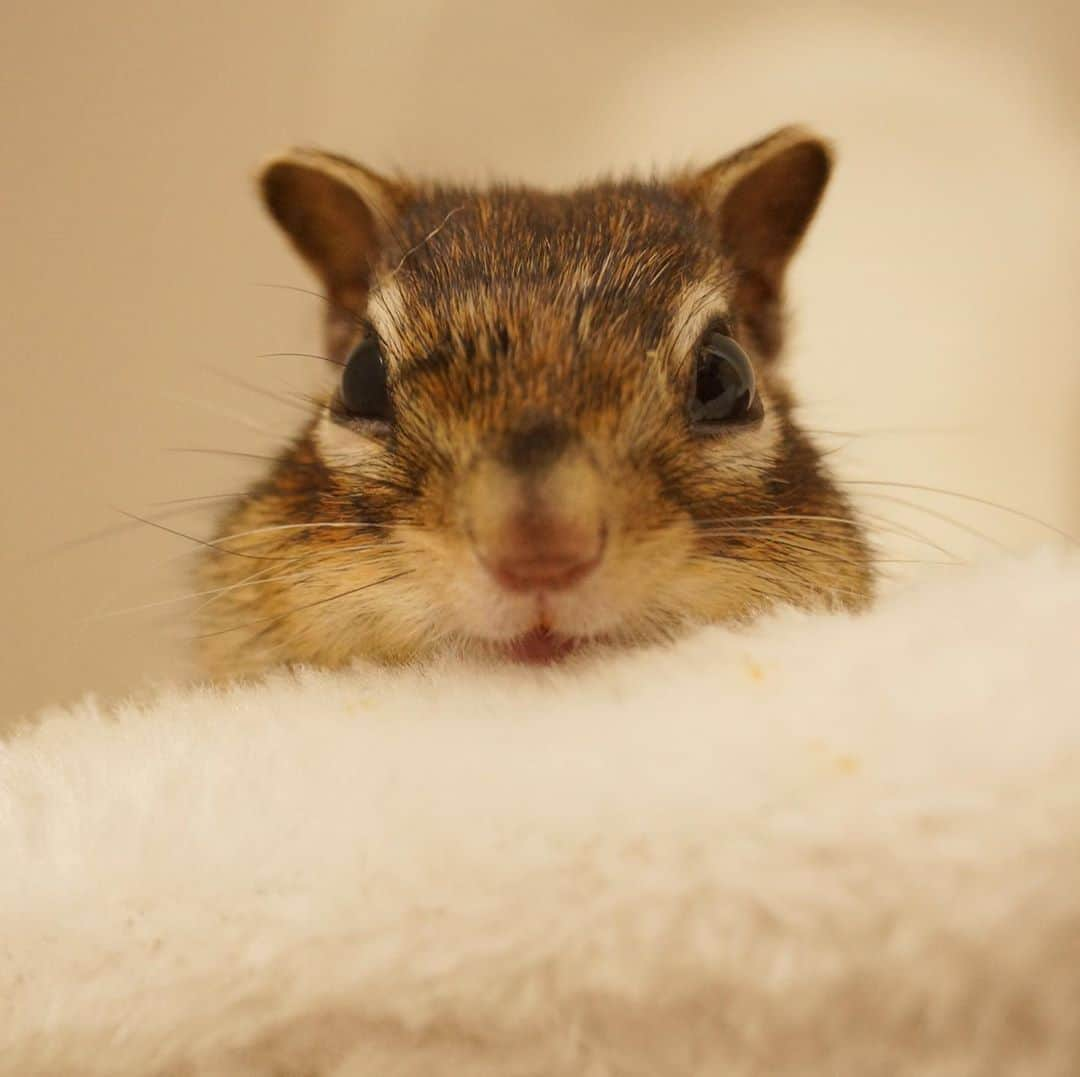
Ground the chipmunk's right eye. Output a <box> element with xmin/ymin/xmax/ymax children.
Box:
<box><xmin>689</xmin><ymin>331</ymin><xmax>762</xmax><ymax>432</ymax></box>
<box><xmin>340</xmin><ymin>337</ymin><xmax>392</xmax><ymax>422</ymax></box>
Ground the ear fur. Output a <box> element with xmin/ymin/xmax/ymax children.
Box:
<box><xmin>680</xmin><ymin>126</ymin><xmax>833</xmax><ymax>359</ymax></box>
<box><xmin>259</xmin><ymin>150</ymin><xmax>409</xmax><ymax>313</ymax></box>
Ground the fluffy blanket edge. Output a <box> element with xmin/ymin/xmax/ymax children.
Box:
<box><xmin>3</xmin><ymin>553</ymin><xmax>1080</xmax><ymax>1075</ymax></box>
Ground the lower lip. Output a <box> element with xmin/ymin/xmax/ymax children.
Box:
<box><xmin>504</xmin><ymin>627</ymin><xmax>580</xmax><ymax>665</ymax></box>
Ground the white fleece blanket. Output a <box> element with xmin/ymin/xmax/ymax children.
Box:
<box><xmin>3</xmin><ymin>553</ymin><xmax>1080</xmax><ymax>1076</ymax></box>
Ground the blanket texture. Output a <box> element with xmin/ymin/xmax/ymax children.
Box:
<box><xmin>3</xmin><ymin>553</ymin><xmax>1080</xmax><ymax>1076</ymax></box>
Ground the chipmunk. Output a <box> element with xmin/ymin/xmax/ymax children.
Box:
<box><xmin>198</xmin><ymin>126</ymin><xmax>873</xmax><ymax>674</ymax></box>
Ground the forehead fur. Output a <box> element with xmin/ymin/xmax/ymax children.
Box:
<box><xmin>371</xmin><ymin>182</ymin><xmax>734</xmax><ymax>363</ymax></box>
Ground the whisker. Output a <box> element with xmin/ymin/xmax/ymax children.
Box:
<box><xmin>837</xmin><ymin>480</ymin><xmax>1078</xmax><ymax>545</ymax></box>
<box><xmin>190</xmin><ymin>556</ymin><xmax>305</xmax><ymax>615</ymax></box>
<box><xmin>217</xmin><ymin>534</ymin><xmax>409</xmax><ymax>562</ymax></box>
<box><xmin>691</xmin><ymin>511</ymin><xmax>963</xmax><ymax>561</ymax></box>
<box><xmin>150</xmin><ymin>492</ymin><xmax>243</xmax><ymax>507</ymax></box>
<box><xmin>166</xmin><ymin>447</ymin><xmax>282</xmax><ymax>464</ymax></box>
<box><xmin>746</xmin><ymin>530</ymin><xmax>950</xmax><ymax>568</ymax></box>
<box><xmin>693</xmin><ymin>512</ymin><xmax>862</xmax><ymax>529</ymax></box>
<box><xmin>853</xmin><ymin>492</ymin><xmax>1012</xmax><ymax>554</ymax></box>
<box><xmin>114</xmin><ymin>509</ymin><xmax>296</xmax><ymax>561</ymax></box>
<box><xmin>700</xmin><ymin>521</ymin><xmax>941</xmax><ymax>566</ymax></box>
<box><xmin>196</xmin><ymin>568</ymin><xmax>415</xmax><ymax>640</ymax></box>
<box><xmin>856</xmin><ymin>510</ymin><xmax>965</xmax><ymax>563</ymax></box>
<box><xmin>89</xmin><ymin>565</ymin><xmax>355</xmax><ymax>619</ymax></box>
<box><xmin>203</xmin><ymin>364</ymin><xmax>327</xmax><ymax>411</ymax></box>
<box><xmin>258</xmin><ymin>350</ymin><xmax>345</xmax><ymax>370</ymax></box>
<box><xmin>690</xmin><ymin>552</ymin><xmax>870</xmax><ymax>604</ymax></box>
<box><xmin>34</xmin><ymin>501</ymin><xmax>241</xmax><ymax>561</ymax></box>
<box><xmin>194</xmin><ymin>554</ymin><xmax>353</xmax><ymax>616</ymax></box>
<box><xmin>800</xmin><ymin>423</ymin><xmax>978</xmax><ymax>439</ymax></box>
<box><xmin>254</xmin><ymin>282</ymin><xmax>363</xmax><ymax>328</ymax></box>
<box><xmin>216</xmin><ymin>521</ymin><xmax>398</xmax><ymax>544</ymax></box>
<box><xmin>95</xmin><ymin>540</ymin><xmax>409</xmax><ymax>620</ymax></box>
<box><xmin>355</xmin><ymin>476</ymin><xmax>420</xmax><ymax>497</ymax></box>
<box><xmin>700</xmin><ymin>540</ymin><xmax>954</xmax><ymax>568</ymax></box>
<box><xmin>162</xmin><ymin>390</ymin><xmax>281</xmax><ymax>437</ymax></box>
<box><xmin>385</xmin><ymin>205</ymin><xmax>466</xmax><ymax>279</ymax></box>
<box><xmin>190</xmin><ymin>542</ymin><xmax>411</xmax><ymax>620</ymax></box>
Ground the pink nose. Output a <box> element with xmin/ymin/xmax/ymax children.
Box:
<box><xmin>480</xmin><ymin>512</ymin><xmax>605</xmax><ymax>593</ymax></box>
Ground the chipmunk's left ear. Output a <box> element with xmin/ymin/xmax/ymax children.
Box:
<box><xmin>679</xmin><ymin>126</ymin><xmax>833</xmax><ymax>358</ymax></box>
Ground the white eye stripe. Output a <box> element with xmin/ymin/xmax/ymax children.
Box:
<box><xmin>314</xmin><ymin>407</ymin><xmax>386</xmax><ymax>464</ymax></box>
<box><xmin>367</xmin><ymin>279</ymin><xmax>409</xmax><ymax>362</ymax></box>
<box><xmin>663</xmin><ymin>277</ymin><xmax>732</xmax><ymax>371</ymax></box>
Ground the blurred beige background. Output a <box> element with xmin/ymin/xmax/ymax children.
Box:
<box><xmin>3</xmin><ymin>1</ymin><xmax>1079</xmax><ymax>718</ymax></box>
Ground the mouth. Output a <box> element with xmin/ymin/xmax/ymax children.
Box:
<box><xmin>502</xmin><ymin>626</ymin><xmax>581</xmax><ymax>666</ymax></box>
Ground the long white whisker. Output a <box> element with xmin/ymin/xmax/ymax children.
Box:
<box><xmin>693</xmin><ymin>513</ymin><xmax>961</xmax><ymax>561</ymax></box>
<box><xmin>90</xmin><ymin>562</ymin><xmax>375</xmax><ymax>619</ymax></box>
<box><xmin>837</xmin><ymin>480</ymin><xmax>1077</xmax><ymax>545</ymax></box>
<box><xmin>850</xmin><ymin>491</ymin><xmax>1014</xmax><ymax>553</ymax></box>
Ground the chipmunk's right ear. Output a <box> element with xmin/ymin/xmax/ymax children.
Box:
<box><xmin>259</xmin><ymin>150</ymin><xmax>410</xmax><ymax>311</ymax></box>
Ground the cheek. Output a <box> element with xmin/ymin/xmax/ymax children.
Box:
<box><xmin>659</xmin><ymin>555</ymin><xmax>774</xmax><ymax>625</ymax></box>
<box><xmin>576</xmin><ymin>517</ymin><xmax>699</xmax><ymax>628</ymax></box>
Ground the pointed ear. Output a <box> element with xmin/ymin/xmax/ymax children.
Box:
<box><xmin>258</xmin><ymin>149</ymin><xmax>409</xmax><ymax>313</ymax></box>
<box><xmin>680</xmin><ymin>126</ymin><xmax>833</xmax><ymax>359</ymax></box>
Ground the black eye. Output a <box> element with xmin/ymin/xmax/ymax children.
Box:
<box><xmin>689</xmin><ymin>332</ymin><xmax>762</xmax><ymax>429</ymax></box>
<box><xmin>340</xmin><ymin>336</ymin><xmax>392</xmax><ymax>422</ymax></box>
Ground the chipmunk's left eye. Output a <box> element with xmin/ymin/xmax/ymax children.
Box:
<box><xmin>340</xmin><ymin>336</ymin><xmax>392</xmax><ymax>422</ymax></box>
<box><xmin>689</xmin><ymin>332</ymin><xmax>763</xmax><ymax>430</ymax></box>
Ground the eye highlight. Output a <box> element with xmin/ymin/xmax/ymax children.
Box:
<box><xmin>689</xmin><ymin>331</ymin><xmax>763</xmax><ymax>431</ymax></box>
<box><xmin>340</xmin><ymin>336</ymin><xmax>392</xmax><ymax>423</ymax></box>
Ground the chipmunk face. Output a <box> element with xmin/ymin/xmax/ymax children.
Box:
<box><xmin>198</xmin><ymin>127</ymin><xmax>873</xmax><ymax>675</ymax></box>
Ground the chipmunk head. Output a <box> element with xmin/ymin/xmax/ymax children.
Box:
<box><xmin>198</xmin><ymin>127</ymin><xmax>872</xmax><ymax>673</ymax></box>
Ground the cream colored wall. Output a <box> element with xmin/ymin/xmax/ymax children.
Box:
<box><xmin>4</xmin><ymin>1</ymin><xmax>1078</xmax><ymax>718</ymax></box>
